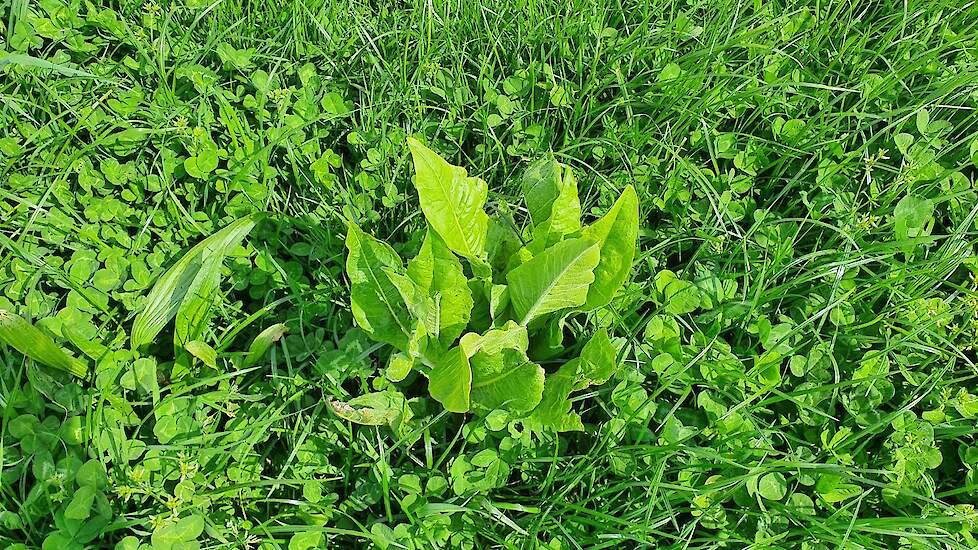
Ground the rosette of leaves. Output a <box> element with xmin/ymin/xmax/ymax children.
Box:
<box><xmin>341</xmin><ymin>138</ymin><xmax>638</xmax><ymax>431</ymax></box>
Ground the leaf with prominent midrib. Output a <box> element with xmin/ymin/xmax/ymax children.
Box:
<box><xmin>384</xmin><ymin>267</ymin><xmax>438</xmax><ymax>338</ymax></box>
<box><xmin>345</xmin><ymin>224</ymin><xmax>413</xmax><ymax>350</ymax></box>
<box><xmin>460</xmin><ymin>321</ymin><xmax>543</xmax><ymax>413</ymax></box>
<box><xmin>581</xmin><ymin>185</ymin><xmax>639</xmax><ymax>310</ymax></box>
<box><xmin>407</xmin><ymin>137</ymin><xmax>489</xmax><ymax>261</ymax></box>
<box><xmin>132</xmin><ymin>214</ymin><xmax>259</xmax><ymax>348</ymax></box>
<box><xmin>507</xmin><ymin>237</ymin><xmax>600</xmax><ymax>325</ymax></box>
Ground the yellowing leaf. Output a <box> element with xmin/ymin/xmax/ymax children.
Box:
<box><xmin>0</xmin><ymin>310</ymin><xmax>88</xmax><ymax>378</ymax></box>
<box><xmin>407</xmin><ymin>137</ymin><xmax>489</xmax><ymax>261</ymax></box>
<box><xmin>329</xmin><ymin>391</ymin><xmax>407</xmax><ymax>426</ymax></box>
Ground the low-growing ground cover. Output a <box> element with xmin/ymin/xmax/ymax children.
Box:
<box><xmin>2</xmin><ymin>0</ymin><xmax>978</xmax><ymax>548</ymax></box>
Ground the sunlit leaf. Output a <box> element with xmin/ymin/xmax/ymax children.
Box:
<box><xmin>132</xmin><ymin>215</ymin><xmax>259</xmax><ymax>348</ymax></box>
<box><xmin>427</xmin><ymin>345</ymin><xmax>471</xmax><ymax>413</ymax></box>
<box><xmin>407</xmin><ymin>137</ymin><xmax>489</xmax><ymax>261</ymax></box>
<box><xmin>581</xmin><ymin>185</ymin><xmax>639</xmax><ymax>310</ymax></box>
<box><xmin>242</xmin><ymin>323</ymin><xmax>289</xmax><ymax>367</ymax></box>
<box><xmin>507</xmin><ymin>237</ymin><xmax>600</xmax><ymax>324</ymax></box>
<box><xmin>522</xmin><ymin>155</ymin><xmax>582</xmax><ymax>251</ymax></box>
<box><xmin>345</xmin><ymin>224</ymin><xmax>413</xmax><ymax>350</ymax></box>
<box><xmin>0</xmin><ymin>309</ymin><xmax>88</xmax><ymax>378</ymax></box>
<box><xmin>407</xmin><ymin>228</ymin><xmax>473</xmax><ymax>345</ymax></box>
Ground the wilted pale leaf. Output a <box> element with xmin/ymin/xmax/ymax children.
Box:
<box><xmin>459</xmin><ymin>321</ymin><xmax>528</xmax><ymax>358</ymax></box>
<box><xmin>329</xmin><ymin>391</ymin><xmax>407</xmax><ymax>426</ymax></box>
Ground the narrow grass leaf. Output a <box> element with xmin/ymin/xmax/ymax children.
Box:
<box><xmin>0</xmin><ymin>310</ymin><xmax>88</xmax><ymax>378</ymax></box>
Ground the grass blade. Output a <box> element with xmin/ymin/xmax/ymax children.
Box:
<box><xmin>0</xmin><ymin>310</ymin><xmax>88</xmax><ymax>378</ymax></box>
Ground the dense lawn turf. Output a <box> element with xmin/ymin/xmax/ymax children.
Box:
<box><xmin>3</xmin><ymin>0</ymin><xmax>978</xmax><ymax>548</ymax></box>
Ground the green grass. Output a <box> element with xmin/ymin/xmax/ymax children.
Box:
<box><xmin>2</xmin><ymin>0</ymin><xmax>978</xmax><ymax>548</ymax></box>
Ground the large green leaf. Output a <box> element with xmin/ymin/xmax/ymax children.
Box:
<box><xmin>470</xmin><ymin>348</ymin><xmax>544</xmax><ymax>413</ymax></box>
<box><xmin>485</xmin><ymin>215</ymin><xmax>523</xmax><ymax>279</ymax></box>
<box><xmin>407</xmin><ymin>137</ymin><xmax>489</xmax><ymax>261</ymax></box>
<box><xmin>507</xmin><ymin>237</ymin><xmax>600</xmax><ymax>325</ymax></box>
<box><xmin>407</xmin><ymin>229</ymin><xmax>473</xmax><ymax>345</ymax></box>
<box><xmin>577</xmin><ymin>327</ymin><xmax>619</xmax><ymax>389</ymax></box>
<box><xmin>530</xmin><ymin>359</ymin><xmax>582</xmax><ymax>430</ymax></box>
<box><xmin>345</xmin><ymin>224</ymin><xmax>413</xmax><ymax>350</ymax></box>
<box><xmin>131</xmin><ymin>214</ymin><xmax>259</xmax><ymax>348</ymax></box>
<box><xmin>531</xmin><ymin>328</ymin><xmax>620</xmax><ymax>431</ymax></box>
<box><xmin>427</xmin><ymin>345</ymin><xmax>471</xmax><ymax>413</ymax></box>
<box><xmin>522</xmin><ymin>155</ymin><xmax>581</xmax><ymax>251</ymax></box>
<box><xmin>459</xmin><ymin>320</ymin><xmax>528</xmax><ymax>358</ymax></box>
<box><xmin>522</xmin><ymin>155</ymin><xmax>566</xmax><ymax>227</ymax></box>
<box><xmin>459</xmin><ymin>322</ymin><xmax>543</xmax><ymax>413</ymax></box>
<box><xmin>0</xmin><ymin>310</ymin><xmax>88</xmax><ymax>378</ymax></box>
<box><xmin>581</xmin><ymin>185</ymin><xmax>639</xmax><ymax>310</ymax></box>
